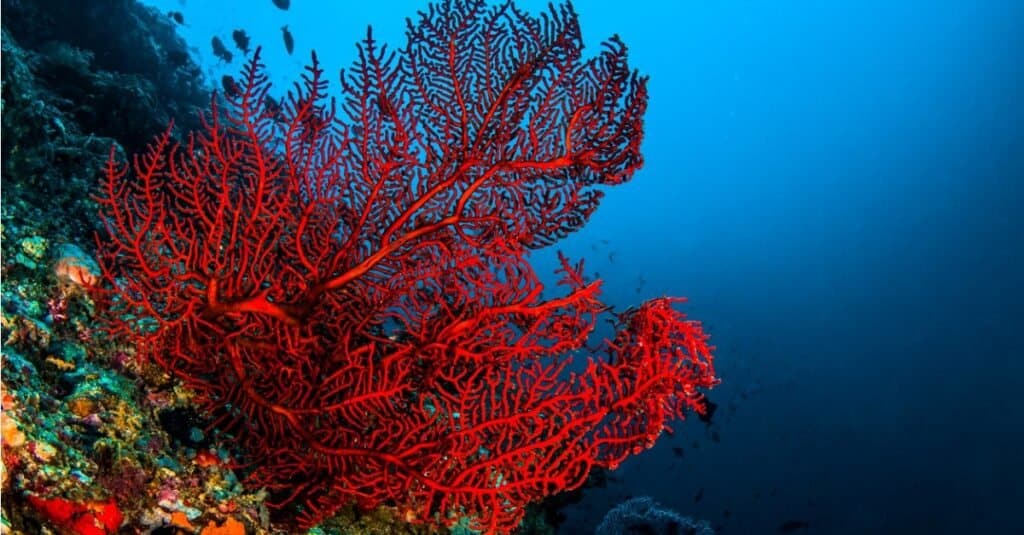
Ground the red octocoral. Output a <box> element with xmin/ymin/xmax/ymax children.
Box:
<box><xmin>94</xmin><ymin>1</ymin><xmax>717</xmax><ymax>531</ymax></box>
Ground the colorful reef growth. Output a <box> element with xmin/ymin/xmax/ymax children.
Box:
<box><xmin>94</xmin><ymin>0</ymin><xmax>718</xmax><ymax>532</ymax></box>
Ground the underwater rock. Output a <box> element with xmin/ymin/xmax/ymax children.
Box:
<box><xmin>1</xmin><ymin>0</ymin><xmax>206</xmax><ymax>138</ymax></box>
<box><xmin>5</xmin><ymin>315</ymin><xmax>53</xmax><ymax>349</ymax></box>
<box><xmin>13</xmin><ymin>236</ymin><xmax>48</xmax><ymax>270</ymax></box>
<box><xmin>595</xmin><ymin>496</ymin><xmax>714</xmax><ymax>535</ymax></box>
<box><xmin>1</xmin><ymin>0</ymin><xmax>208</xmax><ymax>246</ymax></box>
<box><xmin>19</xmin><ymin>237</ymin><xmax>48</xmax><ymax>263</ymax></box>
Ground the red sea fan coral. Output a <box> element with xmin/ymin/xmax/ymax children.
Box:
<box><xmin>94</xmin><ymin>0</ymin><xmax>718</xmax><ymax>531</ymax></box>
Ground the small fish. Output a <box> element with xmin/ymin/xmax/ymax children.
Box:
<box><xmin>263</xmin><ymin>95</ymin><xmax>284</xmax><ymax>122</ymax></box>
<box><xmin>698</xmin><ymin>398</ymin><xmax>718</xmax><ymax>426</ymax></box>
<box><xmin>694</xmin><ymin>488</ymin><xmax>704</xmax><ymax>503</ymax></box>
<box><xmin>232</xmin><ymin>29</ymin><xmax>251</xmax><ymax>55</ymax></box>
<box><xmin>272</xmin><ymin>0</ymin><xmax>290</xmax><ymax>10</ymax></box>
<box><xmin>281</xmin><ymin>25</ymin><xmax>294</xmax><ymax>54</ymax></box>
<box><xmin>211</xmin><ymin>36</ymin><xmax>232</xmax><ymax>63</ymax></box>
<box><xmin>778</xmin><ymin>520</ymin><xmax>809</xmax><ymax>533</ymax></box>
<box><xmin>671</xmin><ymin>446</ymin><xmax>684</xmax><ymax>458</ymax></box>
<box><xmin>168</xmin><ymin>11</ymin><xmax>185</xmax><ymax>24</ymax></box>
<box><xmin>711</xmin><ymin>430</ymin><xmax>721</xmax><ymax>443</ymax></box>
<box><xmin>221</xmin><ymin>75</ymin><xmax>241</xmax><ymax>99</ymax></box>
<box><xmin>608</xmin><ymin>251</ymin><xmax>617</xmax><ymax>263</ymax></box>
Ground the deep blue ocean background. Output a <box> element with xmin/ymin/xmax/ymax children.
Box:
<box><xmin>144</xmin><ymin>1</ymin><xmax>1023</xmax><ymax>532</ymax></box>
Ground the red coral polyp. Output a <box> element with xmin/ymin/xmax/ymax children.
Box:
<box><xmin>94</xmin><ymin>0</ymin><xmax>717</xmax><ymax>531</ymax></box>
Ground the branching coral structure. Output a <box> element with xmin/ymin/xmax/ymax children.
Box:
<box><xmin>93</xmin><ymin>1</ymin><xmax>718</xmax><ymax>531</ymax></box>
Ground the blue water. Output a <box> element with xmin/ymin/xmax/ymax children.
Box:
<box><xmin>145</xmin><ymin>1</ymin><xmax>1024</xmax><ymax>532</ymax></box>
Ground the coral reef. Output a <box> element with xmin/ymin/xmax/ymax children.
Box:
<box><xmin>1</xmin><ymin>0</ymin><xmax>206</xmax><ymax>247</ymax></box>
<box><xmin>0</xmin><ymin>236</ymin><xmax>270</xmax><ymax>533</ymax></box>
